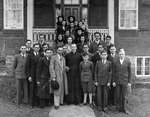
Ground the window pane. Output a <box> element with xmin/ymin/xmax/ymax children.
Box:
<box><xmin>72</xmin><ymin>0</ymin><xmax>79</xmax><ymax>4</ymax></box>
<box><xmin>82</xmin><ymin>7</ymin><xmax>88</xmax><ymax>19</ymax></box>
<box><xmin>4</xmin><ymin>0</ymin><xmax>24</xmax><ymax>29</ymax></box>
<box><xmin>82</xmin><ymin>0</ymin><xmax>88</xmax><ymax>4</ymax></box>
<box><xmin>56</xmin><ymin>0</ymin><xmax>61</xmax><ymax>4</ymax></box>
<box><xmin>120</xmin><ymin>10</ymin><xmax>137</xmax><ymax>28</ymax></box>
<box><xmin>145</xmin><ymin>58</ymin><xmax>150</xmax><ymax>75</ymax></box>
<box><xmin>137</xmin><ymin>58</ymin><xmax>142</xmax><ymax>75</ymax></box>
<box><xmin>64</xmin><ymin>0</ymin><xmax>79</xmax><ymax>4</ymax></box>
<box><xmin>120</xmin><ymin>0</ymin><xmax>137</xmax><ymax>9</ymax></box>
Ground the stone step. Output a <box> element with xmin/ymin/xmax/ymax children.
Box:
<box><xmin>49</xmin><ymin>105</ymin><xmax>95</xmax><ymax>117</ymax></box>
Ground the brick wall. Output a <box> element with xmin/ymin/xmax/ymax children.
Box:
<box><xmin>114</xmin><ymin>0</ymin><xmax>150</xmax><ymax>56</ymax></box>
<box><xmin>0</xmin><ymin>0</ymin><xmax>27</xmax><ymax>76</ymax></box>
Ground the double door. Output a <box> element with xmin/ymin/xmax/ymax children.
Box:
<box><xmin>64</xmin><ymin>6</ymin><xmax>80</xmax><ymax>21</ymax></box>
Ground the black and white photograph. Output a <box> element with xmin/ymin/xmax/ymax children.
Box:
<box><xmin>0</xmin><ymin>0</ymin><xmax>150</xmax><ymax>117</ymax></box>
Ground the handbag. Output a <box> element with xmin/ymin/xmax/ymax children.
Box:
<box><xmin>51</xmin><ymin>79</ymin><xmax>59</xmax><ymax>90</ymax></box>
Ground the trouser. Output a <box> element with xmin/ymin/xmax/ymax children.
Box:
<box><xmin>16</xmin><ymin>79</ymin><xmax>28</xmax><ymax>105</ymax></box>
<box><xmin>108</xmin><ymin>85</ymin><xmax>116</xmax><ymax>105</ymax></box>
<box><xmin>28</xmin><ymin>81</ymin><xmax>39</xmax><ymax>106</ymax></box>
<box><xmin>116</xmin><ymin>84</ymin><xmax>127</xmax><ymax>111</ymax></box>
<box><xmin>96</xmin><ymin>85</ymin><xmax>108</xmax><ymax>109</ymax></box>
<box><xmin>54</xmin><ymin>94</ymin><xmax>64</xmax><ymax>106</ymax></box>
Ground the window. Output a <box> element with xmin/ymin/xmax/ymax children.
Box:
<box><xmin>135</xmin><ymin>57</ymin><xmax>150</xmax><ymax>77</ymax></box>
<box><xmin>3</xmin><ymin>0</ymin><xmax>24</xmax><ymax>29</ymax></box>
<box><xmin>119</xmin><ymin>0</ymin><xmax>138</xmax><ymax>30</ymax></box>
<box><xmin>64</xmin><ymin>0</ymin><xmax>79</xmax><ymax>4</ymax></box>
<box><xmin>82</xmin><ymin>0</ymin><xmax>88</xmax><ymax>4</ymax></box>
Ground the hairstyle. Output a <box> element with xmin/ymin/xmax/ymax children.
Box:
<box><xmin>33</xmin><ymin>43</ymin><xmax>40</xmax><ymax>47</ymax></box>
<box><xmin>82</xmin><ymin>52</ymin><xmax>89</xmax><ymax>57</ymax></box>
<box><xmin>26</xmin><ymin>40</ymin><xmax>31</xmax><ymax>42</ymax></box>
<box><xmin>106</xmin><ymin>35</ymin><xmax>111</xmax><ymax>39</ymax></box>
<box><xmin>101</xmin><ymin>50</ymin><xmax>107</xmax><ymax>54</ymax></box>
<box><xmin>45</xmin><ymin>48</ymin><xmax>53</xmax><ymax>53</ymax></box>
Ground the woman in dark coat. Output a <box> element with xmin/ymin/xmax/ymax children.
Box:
<box><xmin>65</xmin><ymin>44</ymin><xmax>83</xmax><ymax>104</ymax></box>
<box><xmin>36</xmin><ymin>49</ymin><xmax>53</xmax><ymax>108</ymax></box>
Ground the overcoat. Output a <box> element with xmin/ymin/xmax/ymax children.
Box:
<box><xmin>36</xmin><ymin>56</ymin><xmax>51</xmax><ymax>99</ymax></box>
<box><xmin>49</xmin><ymin>54</ymin><xmax>68</xmax><ymax>96</ymax></box>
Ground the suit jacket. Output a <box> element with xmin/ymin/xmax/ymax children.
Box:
<box><xmin>36</xmin><ymin>56</ymin><xmax>50</xmax><ymax>82</ymax></box>
<box><xmin>26</xmin><ymin>52</ymin><xmax>41</xmax><ymax>81</ymax></box>
<box><xmin>36</xmin><ymin>56</ymin><xmax>51</xmax><ymax>98</ymax></box>
<box><xmin>89</xmin><ymin>41</ymin><xmax>106</xmax><ymax>54</ymax></box>
<box><xmin>91</xmin><ymin>52</ymin><xmax>102</xmax><ymax>67</ymax></box>
<box><xmin>50</xmin><ymin>54</ymin><xmax>68</xmax><ymax>95</ymax></box>
<box><xmin>107</xmin><ymin>54</ymin><xmax>118</xmax><ymax>82</ymax></box>
<box><xmin>95</xmin><ymin>60</ymin><xmax>111</xmax><ymax>85</ymax></box>
<box><xmin>13</xmin><ymin>54</ymin><xmax>27</xmax><ymax>79</ymax></box>
<box><xmin>79</xmin><ymin>61</ymin><xmax>93</xmax><ymax>82</ymax></box>
<box><xmin>113</xmin><ymin>57</ymin><xmax>131</xmax><ymax>85</ymax></box>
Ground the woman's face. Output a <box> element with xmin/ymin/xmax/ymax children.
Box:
<box><xmin>79</xmin><ymin>22</ymin><xmax>83</xmax><ymax>27</ymax></box>
<box><xmin>70</xmin><ymin>17</ymin><xmax>74</xmax><ymax>22</ymax></box>
<box><xmin>58</xmin><ymin>17</ymin><xmax>63</xmax><ymax>22</ymax></box>
<box><xmin>77</xmin><ymin>30</ymin><xmax>82</xmax><ymax>35</ymax></box>
<box><xmin>62</xmin><ymin>20</ymin><xmax>66</xmax><ymax>26</ymax></box>
<box><xmin>58</xmin><ymin>34</ymin><xmax>63</xmax><ymax>40</ymax></box>
<box><xmin>67</xmin><ymin>37</ymin><xmax>72</xmax><ymax>44</ymax></box>
<box><xmin>65</xmin><ymin>31</ymin><xmax>70</xmax><ymax>36</ymax></box>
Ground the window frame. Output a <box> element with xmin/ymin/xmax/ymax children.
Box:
<box><xmin>3</xmin><ymin>0</ymin><xmax>24</xmax><ymax>30</ymax></box>
<box><xmin>135</xmin><ymin>56</ymin><xmax>150</xmax><ymax>78</ymax></box>
<box><xmin>118</xmin><ymin>0</ymin><xmax>139</xmax><ymax>30</ymax></box>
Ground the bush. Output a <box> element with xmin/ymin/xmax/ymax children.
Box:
<box><xmin>0</xmin><ymin>77</ymin><xmax>16</xmax><ymax>103</ymax></box>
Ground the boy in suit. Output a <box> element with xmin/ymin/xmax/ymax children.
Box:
<box><xmin>95</xmin><ymin>50</ymin><xmax>111</xmax><ymax>112</ymax></box>
<box><xmin>13</xmin><ymin>45</ymin><xmax>28</xmax><ymax>105</ymax></box>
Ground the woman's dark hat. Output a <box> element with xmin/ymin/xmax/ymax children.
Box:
<box><xmin>51</xmin><ymin>80</ymin><xmax>59</xmax><ymax>90</ymax></box>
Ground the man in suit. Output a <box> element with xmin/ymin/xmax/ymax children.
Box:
<box><xmin>36</xmin><ymin>48</ymin><xmax>53</xmax><ymax>108</ymax></box>
<box><xmin>107</xmin><ymin>45</ymin><xmax>118</xmax><ymax>105</ymax></box>
<box><xmin>91</xmin><ymin>44</ymin><xmax>104</xmax><ymax>67</ymax></box>
<box><xmin>26</xmin><ymin>40</ymin><xmax>33</xmax><ymax>55</ymax></box>
<box><xmin>113</xmin><ymin>48</ymin><xmax>131</xmax><ymax>113</ymax></box>
<box><xmin>95</xmin><ymin>50</ymin><xmax>111</xmax><ymax>112</ymax></box>
<box><xmin>26</xmin><ymin>43</ymin><xmax>41</xmax><ymax>107</ymax></box>
<box><xmin>13</xmin><ymin>45</ymin><xmax>28</xmax><ymax>105</ymax></box>
<box><xmin>50</xmin><ymin>47</ymin><xmax>68</xmax><ymax>109</ymax></box>
<box><xmin>89</xmin><ymin>32</ymin><xmax>105</xmax><ymax>54</ymax></box>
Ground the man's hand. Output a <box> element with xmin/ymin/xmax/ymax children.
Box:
<box><xmin>37</xmin><ymin>81</ymin><xmax>40</xmax><ymax>85</ymax></box>
<box><xmin>107</xmin><ymin>83</ymin><xmax>110</xmax><ymax>87</ymax></box>
<box><xmin>128</xmin><ymin>83</ymin><xmax>131</xmax><ymax>87</ymax></box>
<box><xmin>28</xmin><ymin>77</ymin><xmax>32</xmax><ymax>82</ymax></box>
<box><xmin>52</xmin><ymin>78</ymin><xmax>56</xmax><ymax>81</ymax></box>
<box><xmin>95</xmin><ymin>82</ymin><xmax>98</xmax><ymax>86</ymax></box>
<box><xmin>65</xmin><ymin>66</ymin><xmax>70</xmax><ymax>71</ymax></box>
<box><xmin>112</xmin><ymin>82</ymin><xmax>116</xmax><ymax>87</ymax></box>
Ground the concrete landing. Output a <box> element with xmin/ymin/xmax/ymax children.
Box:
<box><xmin>49</xmin><ymin>105</ymin><xmax>95</xmax><ymax>117</ymax></box>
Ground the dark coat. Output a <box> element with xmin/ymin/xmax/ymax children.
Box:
<box><xmin>79</xmin><ymin>61</ymin><xmax>93</xmax><ymax>82</ymax></box>
<box><xmin>65</xmin><ymin>52</ymin><xmax>82</xmax><ymax>103</ymax></box>
<box><xmin>91</xmin><ymin>52</ymin><xmax>102</xmax><ymax>67</ymax></box>
<box><xmin>89</xmin><ymin>41</ymin><xmax>106</xmax><ymax>54</ymax></box>
<box><xmin>95</xmin><ymin>60</ymin><xmax>111</xmax><ymax>85</ymax></box>
<box><xmin>26</xmin><ymin>52</ymin><xmax>41</xmax><ymax>80</ymax></box>
<box><xmin>36</xmin><ymin>56</ymin><xmax>50</xmax><ymax>99</ymax></box>
<box><xmin>113</xmin><ymin>57</ymin><xmax>131</xmax><ymax>85</ymax></box>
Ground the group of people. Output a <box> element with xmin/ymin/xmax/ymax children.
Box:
<box><xmin>13</xmin><ymin>15</ymin><xmax>132</xmax><ymax>114</ymax></box>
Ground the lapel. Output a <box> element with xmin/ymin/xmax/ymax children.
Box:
<box><xmin>44</xmin><ymin>56</ymin><xmax>50</xmax><ymax>67</ymax></box>
<box><xmin>55</xmin><ymin>55</ymin><xmax>63</xmax><ymax>70</ymax></box>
